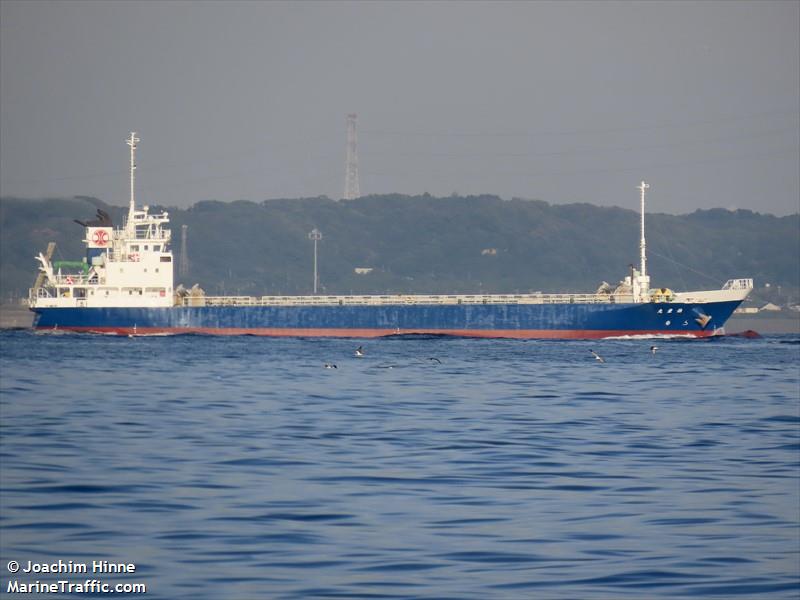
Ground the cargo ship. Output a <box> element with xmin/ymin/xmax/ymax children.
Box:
<box><xmin>28</xmin><ymin>133</ymin><xmax>753</xmax><ymax>338</ymax></box>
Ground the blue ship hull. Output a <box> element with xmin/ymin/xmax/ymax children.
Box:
<box><xmin>30</xmin><ymin>299</ymin><xmax>743</xmax><ymax>338</ymax></box>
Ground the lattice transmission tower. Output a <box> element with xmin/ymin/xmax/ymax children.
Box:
<box><xmin>179</xmin><ymin>224</ymin><xmax>189</xmax><ymax>277</ymax></box>
<box><xmin>344</xmin><ymin>113</ymin><xmax>360</xmax><ymax>200</ymax></box>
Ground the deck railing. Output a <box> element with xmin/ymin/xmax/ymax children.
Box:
<box><xmin>722</xmin><ymin>278</ymin><xmax>754</xmax><ymax>291</ymax></box>
<box><xmin>181</xmin><ymin>292</ymin><xmax>633</xmax><ymax>308</ymax></box>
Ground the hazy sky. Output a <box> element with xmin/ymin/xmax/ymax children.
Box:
<box><xmin>1</xmin><ymin>0</ymin><xmax>798</xmax><ymax>215</ymax></box>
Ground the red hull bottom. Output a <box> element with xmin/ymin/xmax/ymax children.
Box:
<box><xmin>35</xmin><ymin>326</ymin><xmax>716</xmax><ymax>339</ymax></box>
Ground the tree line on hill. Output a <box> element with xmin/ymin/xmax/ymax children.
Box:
<box><xmin>1</xmin><ymin>194</ymin><xmax>798</xmax><ymax>305</ymax></box>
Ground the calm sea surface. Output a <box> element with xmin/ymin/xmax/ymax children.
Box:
<box><xmin>1</xmin><ymin>331</ymin><xmax>798</xmax><ymax>599</ymax></box>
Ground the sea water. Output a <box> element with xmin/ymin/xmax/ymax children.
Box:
<box><xmin>0</xmin><ymin>331</ymin><xmax>798</xmax><ymax>599</ymax></box>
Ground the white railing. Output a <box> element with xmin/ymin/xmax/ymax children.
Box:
<box><xmin>181</xmin><ymin>292</ymin><xmax>634</xmax><ymax>308</ymax></box>
<box><xmin>129</xmin><ymin>231</ymin><xmax>170</xmax><ymax>241</ymax></box>
<box><xmin>30</xmin><ymin>287</ymin><xmax>55</xmax><ymax>301</ymax></box>
<box><xmin>53</xmin><ymin>274</ymin><xmax>91</xmax><ymax>285</ymax></box>
<box><xmin>113</xmin><ymin>223</ymin><xmax>170</xmax><ymax>242</ymax></box>
<box><xmin>722</xmin><ymin>278</ymin><xmax>754</xmax><ymax>291</ymax></box>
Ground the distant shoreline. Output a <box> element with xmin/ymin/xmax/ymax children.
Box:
<box><xmin>725</xmin><ymin>314</ymin><xmax>800</xmax><ymax>335</ymax></box>
<box><xmin>0</xmin><ymin>305</ymin><xmax>32</xmax><ymax>329</ymax></box>
<box><xmin>3</xmin><ymin>304</ymin><xmax>797</xmax><ymax>334</ymax></box>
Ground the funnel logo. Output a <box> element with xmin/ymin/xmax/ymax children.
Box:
<box><xmin>87</xmin><ymin>227</ymin><xmax>113</xmax><ymax>248</ymax></box>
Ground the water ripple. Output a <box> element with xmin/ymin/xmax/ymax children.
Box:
<box><xmin>1</xmin><ymin>331</ymin><xmax>798</xmax><ymax>599</ymax></box>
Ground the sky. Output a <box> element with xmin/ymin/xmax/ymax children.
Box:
<box><xmin>1</xmin><ymin>0</ymin><xmax>798</xmax><ymax>215</ymax></box>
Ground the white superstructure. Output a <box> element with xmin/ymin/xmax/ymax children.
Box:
<box><xmin>29</xmin><ymin>133</ymin><xmax>174</xmax><ymax>309</ymax></box>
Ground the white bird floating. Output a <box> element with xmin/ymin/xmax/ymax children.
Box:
<box><xmin>590</xmin><ymin>349</ymin><xmax>605</xmax><ymax>363</ymax></box>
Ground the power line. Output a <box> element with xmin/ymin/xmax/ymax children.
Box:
<box><xmin>648</xmin><ymin>249</ymin><xmax>725</xmax><ymax>287</ymax></box>
<box><xmin>360</xmin><ymin>144</ymin><xmax>799</xmax><ymax>180</ymax></box>
<box><xmin>363</xmin><ymin>125</ymin><xmax>798</xmax><ymax>160</ymax></box>
<box><xmin>361</xmin><ymin>107</ymin><xmax>799</xmax><ymax>139</ymax></box>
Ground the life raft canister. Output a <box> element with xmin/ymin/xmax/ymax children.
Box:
<box><xmin>650</xmin><ymin>287</ymin><xmax>675</xmax><ymax>302</ymax></box>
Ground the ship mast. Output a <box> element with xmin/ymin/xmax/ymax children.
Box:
<box><xmin>126</xmin><ymin>132</ymin><xmax>140</xmax><ymax>232</ymax></box>
<box><xmin>636</xmin><ymin>180</ymin><xmax>651</xmax><ymax>302</ymax></box>
<box><xmin>638</xmin><ymin>180</ymin><xmax>649</xmax><ymax>279</ymax></box>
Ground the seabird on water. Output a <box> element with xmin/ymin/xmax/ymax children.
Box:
<box><xmin>324</xmin><ymin>363</ymin><xmax>338</xmax><ymax>369</ymax></box>
<box><xmin>650</xmin><ymin>345</ymin><xmax>659</xmax><ymax>354</ymax></box>
<box><xmin>590</xmin><ymin>349</ymin><xmax>605</xmax><ymax>363</ymax></box>
<box><xmin>354</xmin><ymin>346</ymin><xmax>365</xmax><ymax>358</ymax></box>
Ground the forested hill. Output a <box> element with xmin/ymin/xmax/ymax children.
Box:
<box><xmin>2</xmin><ymin>194</ymin><xmax>798</xmax><ymax>303</ymax></box>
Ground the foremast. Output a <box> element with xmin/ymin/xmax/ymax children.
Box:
<box><xmin>631</xmin><ymin>180</ymin><xmax>651</xmax><ymax>303</ymax></box>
